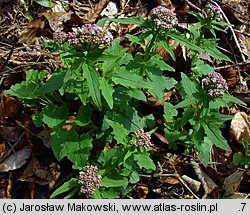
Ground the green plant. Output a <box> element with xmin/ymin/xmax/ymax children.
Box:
<box><xmin>4</xmin><ymin>5</ymin><xmax>246</xmax><ymax>198</ymax></box>
<box><xmin>163</xmin><ymin>6</ymin><xmax>246</xmax><ymax>165</ymax></box>
<box><xmin>5</xmin><ymin>21</ymin><xmax>161</xmax><ymax>198</ymax></box>
<box><xmin>233</xmin><ymin>140</ymin><xmax>250</xmax><ymax>168</ymax></box>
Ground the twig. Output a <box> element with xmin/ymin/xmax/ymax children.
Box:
<box><xmin>212</xmin><ymin>0</ymin><xmax>250</xmax><ymax>22</ymax></box>
<box><xmin>214</xmin><ymin>61</ymin><xmax>250</xmax><ymax>70</ymax></box>
<box><xmin>0</xmin><ymin>131</ymin><xmax>25</xmax><ymax>163</ymax></box>
<box><xmin>210</xmin><ymin>0</ymin><xmax>247</xmax><ymax>63</ymax></box>
<box><xmin>244</xmin><ymin>193</ymin><xmax>250</xmax><ymax>199</ymax></box>
<box><xmin>0</xmin><ymin>43</ymin><xmax>15</xmax><ymax>74</ymax></box>
<box><xmin>184</xmin><ymin>0</ymin><xmax>202</xmax><ymax>12</ymax></box>
<box><xmin>234</xmin><ymin>29</ymin><xmax>250</xmax><ymax>38</ymax></box>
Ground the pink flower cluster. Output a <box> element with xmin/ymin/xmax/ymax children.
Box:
<box><xmin>150</xmin><ymin>5</ymin><xmax>178</xmax><ymax>30</ymax></box>
<box><xmin>78</xmin><ymin>165</ymin><xmax>102</xmax><ymax>195</ymax></box>
<box><xmin>202</xmin><ymin>72</ymin><xmax>228</xmax><ymax>97</ymax></box>
<box><xmin>131</xmin><ymin>129</ymin><xmax>152</xmax><ymax>150</ymax></box>
<box><xmin>53</xmin><ymin>24</ymin><xmax>113</xmax><ymax>48</ymax></box>
<box><xmin>205</xmin><ymin>3</ymin><xmax>223</xmax><ymax>21</ymax></box>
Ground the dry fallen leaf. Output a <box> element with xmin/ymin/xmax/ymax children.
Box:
<box><xmin>41</xmin><ymin>11</ymin><xmax>73</xmax><ymax>32</ymax></box>
<box><xmin>0</xmin><ymin>94</ymin><xmax>22</xmax><ymax>120</ymax></box>
<box><xmin>134</xmin><ymin>185</ymin><xmax>149</xmax><ymax>199</ymax></box>
<box><xmin>161</xmin><ymin>176</ymin><xmax>179</xmax><ymax>185</ymax></box>
<box><xmin>223</xmin><ymin>170</ymin><xmax>245</xmax><ymax>197</ymax></box>
<box><xmin>0</xmin><ymin>147</ymin><xmax>31</xmax><ymax>172</ymax></box>
<box><xmin>236</xmin><ymin>24</ymin><xmax>250</xmax><ymax>59</ymax></box>
<box><xmin>83</xmin><ymin>0</ymin><xmax>109</xmax><ymax>23</ymax></box>
<box><xmin>230</xmin><ymin>112</ymin><xmax>250</xmax><ymax>144</ymax></box>
<box><xmin>222</xmin><ymin>0</ymin><xmax>249</xmax><ymax>23</ymax></box>
<box><xmin>191</xmin><ymin>161</ymin><xmax>219</xmax><ymax>199</ymax></box>
<box><xmin>19</xmin><ymin>156</ymin><xmax>60</xmax><ymax>189</ymax></box>
<box><xmin>220</xmin><ymin>67</ymin><xmax>239</xmax><ymax>87</ymax></box>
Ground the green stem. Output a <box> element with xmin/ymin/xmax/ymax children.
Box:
<box><xmin>144</xmin><ymin>28</ymin><xmax>160</xmax><ymax>62</ymax></box>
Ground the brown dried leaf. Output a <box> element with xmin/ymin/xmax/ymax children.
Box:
<box><xmin>62</xmin><ymin>116</ymin><xmax>76</xmax><ymax>131</ymax></box>
<box><xmin>0</xmin><ymin>143</ymin><xmax>7</xmax><ymax>160</ymax></box>
<box><xmin>230</xmin><ymin>112</ymin><xmax>250</xmax><ymax>144</ymax></box>
<box><xmin>83</xmin><ymin>0</ymin><xmax>110</xmax><ymax>23</ymax></box>
<box><xmin>37</xmin><ymin>127</ymin><xmax>51</xmax><ymax>148</ymax></box>
<box><xmin>222</xmin><ymin>0</ymin><xmax>249</xmax><ymax>23</ymax></box>
<box><xmin>41</xmin><ymin>11</ymin><xmax>72</xmax><ymax>32</ymax></box>
<box><xmin>0</xmin><ymin>94</ymin><xmax>22</xmax><ymax>120</ymax></box>
<box><xmin>0</xmin><ymin>147</ymin><xmax>31</xmax><ymax>172</ymax></box>
<box><xmin>191</xmin><ymin>161</ymin><xmax>219</xmax><ymax>199</ymax></box>
<box><xmin>18</xmin><ymin>17</ymin><xmax>47</xmax><ymax>43</ymax></box>
<box><xmin>223</xmin><ymin>170</ymin><xmax>245</xmax><ymax>197</ymax></box>
<box><xmin>134</xmin><ymin>185</ymin><xmax>149</xmax><ymax>199</ymax></box>
<box><xmin>154</xmin><ymin>132</ymin><xmax>169</xmax><ymax>144</ymax></box>
<box><xmin>161</xmin><ymin>176</ymin><xmax>179</xmax><ymax>185</ymax></box>
<box><xmin>236</xmin><ymin>24</ymin><xmax>250</xmax><ymax>59</ymax></box>
<box><xmin>19</xmin><ymin>156</ymin><xmax>60</xmax><ymax>189</ymax></box>
<box><xmin>220</xmin><ymin>67</ymin><xmax>239</xmax><ymax>87</ymax></box>
<box><xmin>157</xmin><ymin>0</ymin><xmax>174</xmax><ymax>9</ymax></box>
<box><xmin>0</xmin><ymin>125</ymin><xmax>22</xmax><ymax>142</ymax></box>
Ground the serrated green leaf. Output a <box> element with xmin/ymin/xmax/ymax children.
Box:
<box><xmin>42</xmin><ymin>103</ymin><xmax>69</xmax><ymax>128</ymax></box>
<box><xmin>165</xmin><ymin>77</ymin><xmax>177</xmax><ymax>90</ymax></box>
<box><xmin>181</xmin><ymin>72</ymin><xmax>197</xmax><ymax>97</ymax></box>
<box><xmin>202</xmin><ymin>40</ymin><xmax>231</xmax><ymax>61</ymax></box>
<box><xmin>101</xmin><ymin>177</ymin><xmax>128</xmax><ymax>187</ymax></box>
<box><xmin>168</xmin><ymin>31</ymin><xmax>202</xmax><ymax>52</ymax></box>
<box><xmin>195</xmin><ymin>137</ymin><xmax>213</xmax><ymax>166</ymax></box>
<box><xmin>164</xmin><ymin>102</ymin><xmax>178</xmax><ymax>122</ymax></box>
<box><xmin>99</xmin><ymin>78</ymin><xmax>114</xmax><ymax>109</ymax></box>
<box><xmin>32</xmin><ymin>112</ymin><xmax>43</xmax><ymax>127</ymax></box>
<box><xmin>157</xmin><ymin>41</ymin><xmax>176</xmax><ymax>61</ymax></box>
<box><xmin>148</xmin><ymin>55</ymin><xmax>175</xmax><ymax>72</ymax></box>
<box><xmin>67</xmin><ymin>133</ymin><xmax>93</xmax><ymax>169</ymax></box>
<box><xmin>82</xmin><ymin>63</ymin><xmax>102</xmax><ymax>111</ymax></box>
<box><xmin>105</xmin><ymin>119</ymin><xmax>129</xmax><ymax>145</ymax></box>
<box><xmin>175</xmin><ymin>97</ymin><xmax>197</xmax><ymax>109</ymax></box>
<box><xmin>222</xmin><ymin>94</ymin><xmax>246</xmax><ymax>106</ymax></box>
<box><xmin>37</xmin><ymin>73</ymin><xmax>64</xmax><ymax>95</ymax></box>
<box><xmin>147</xmin><ymin>68</ymin><xmax>166</xmax><ymax>100</ymax></box>
<box><xmin>129</xmin><ymin>171</ymin><xmax>140</xmax><ymax>183</ymax></box>
<box><xmin>112</xmin><ymin>68</ymin><xmax>151</xmax><ymax>89</ymax></box>
<box><xmin>73</xmin><ymin>105</ymin><xmax>92</xmax><ymax>126</ymax></box>
<box><xmin>51</xmin><ymin>128</ymin><xmax>79</xmax><ymax>160</ymax></box>
<box><xmin>50</xmin><ymin>178</ymin><xmax>78</xmax><ymax>198</ymax></box>
<box><xmin>5</xmin><ymin>81</ymin><xmax>40</xmax><ymax>100</ymax></box>
<box><xmin>193</xmin><ymin>61</ymin><xmax>214</xmax><ymax>75</ymax></box>
<box><xmin>203</xmin><ymin>124</ymin><xmax>231</xmax><ymax>151</ymax></box>
<box><xmin>106</xmin><ymin>105</ymin><xmax>146</xmax><ymax>132</ymax></box>
<box><xmin>134</xmin><ymin>152</ymin><xmax>155</xmax><ymax>171</ymax></box>
<box><xmin>181</xmin><ymin>108</ymin><xmax>196</xmax><ymax>126</ymax></box>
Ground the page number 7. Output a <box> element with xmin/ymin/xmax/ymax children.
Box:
<box><xmin>240</xmin><ymin>203</ymin><xmax>246</xmax><ymax>212</ymax></box>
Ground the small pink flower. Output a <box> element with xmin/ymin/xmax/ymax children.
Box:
<box><xmin>78</xmin><ymin>165</ymin><xmax>102</xmax><ymax>195</ymax></box>
<box><xmin>202</xmin><ymin>72</ymin><xmax>228</xmax><ymax>97</ymax></box>
<box><xmin>131</xmin><ymin>129</ymin><xmax>152</xmax><ymax>150</ymax></box>
<box><xmin>150</xmin><ymin>6</ymin><xmax>178</xmax><ymax>30</ymax></box>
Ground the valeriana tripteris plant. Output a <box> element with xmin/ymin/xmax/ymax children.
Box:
<box><xmin>4</xmin><ymin>3</ymin><xmax>246</xmax><ymax>199</ymax></box>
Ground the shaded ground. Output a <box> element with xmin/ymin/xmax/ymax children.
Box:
<box><xmin>0</xmin><ymin>0</ymin><xmax>250</xmax><ymax>199</ymax></box>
